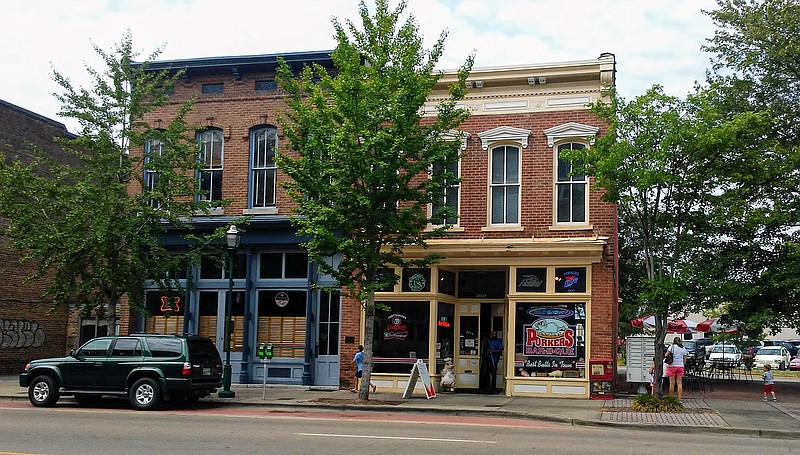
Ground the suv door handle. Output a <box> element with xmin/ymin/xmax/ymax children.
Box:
<box><xmin>94</xmin><ymin>362</ymin><xmax>103</xmax><ymax>366</ymax></box>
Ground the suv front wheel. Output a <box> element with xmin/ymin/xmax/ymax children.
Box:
<box><xmin>130</xmin><ymin>378</ymin><xmax>162</xmax><ymax>411</ymax></box>
<box><xmin>28</xmin><ymin>375</ymin><xmax>60</xmax><ymax>407</ymax></box>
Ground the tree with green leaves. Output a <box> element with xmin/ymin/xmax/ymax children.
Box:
<box><xmin>0</xmin><ymin>32</ymin><xmax>222</xmax><ymax>331</ymax></box>
<box><xmin>276</xmin><ymin>0</ymin><xmax>472</xmax><ymax>400</ymax></box>
<box><xmin>566</xmin><ymin>86</ymin><xmax>769</xmax><ymax>397</ymax></box>
<box><xmin>696</xmin><ymin>0</ymin><xmax>800</xmax><ymax>334</ymax></box>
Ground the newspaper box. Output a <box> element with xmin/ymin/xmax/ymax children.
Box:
<box><xmin>589</xmin><ymin>358</ymin><xmax>614</xmax><ymax>400</ymax></box>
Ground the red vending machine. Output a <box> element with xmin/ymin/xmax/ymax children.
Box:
<box><xmin>589</xmin><ymin>358</ymin><xmax>615</xmax><ymax>400</ymax></box>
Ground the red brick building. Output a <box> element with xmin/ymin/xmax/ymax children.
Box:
<box><xmin>136</xmin><ymin>51</ymin><xmax>618</xmax><ymax>398</ymax></box>
<box><xmin>0</xmin><ymin>99</ymin><xmax>72</xmax><ymax>374</ymax></box>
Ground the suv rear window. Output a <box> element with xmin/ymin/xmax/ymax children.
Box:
<box><xmin>189</xmin><ymin>338</ymin><xmax>221</xmax><ymax>361</ymax></box>
<box><xmin>147</xmin><ymin>338</ymin><xmax>183</xmax><ymax>357</ymax></box>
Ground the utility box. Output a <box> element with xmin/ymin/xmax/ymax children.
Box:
<box><xmin>589</xmin><ymin>358</ymin><xmax>615</xmax><ymax>400</ymax></box>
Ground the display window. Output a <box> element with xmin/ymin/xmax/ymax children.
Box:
<box><xmin>435</xmin><ymin>302</ymin><xmax>455</xmax><ymax>372</ymax></box>
<box><xmin>256</xmin><ymin>290</ymin><xmax>307</xmax><ymax>358</ymax></box>
<box><xmin>554</xmin><ymin>267</ymin><xmax>587</xmax><ymax>293</ymax></box>
<box><xmin>514</xmin><ymin>303</ymin><xmax>586</xmax><ymax>378</ymax></box>
<box><xmin>372</xmin><ymin>301</ymin><xmax>430</xmax><ymax>374</ymax></box>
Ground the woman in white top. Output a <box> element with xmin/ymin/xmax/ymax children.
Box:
<box><xmin>666</xmin><ymin>336</ymin><xmax>687</xmax><ymax>400</ymax></box>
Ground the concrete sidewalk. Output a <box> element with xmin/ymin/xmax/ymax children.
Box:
<box><xmin>3</xmin><ymin>374</ymin><xmax>799</xmax><ymax>439</ymax></box>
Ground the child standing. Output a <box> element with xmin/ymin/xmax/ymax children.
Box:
<box><xmin>351</xmin><ymin>345</ymin><xmax>377</xmax><ymax>394</ymax></box>
<box><xmin>648</xmin><ymin>357</ymin><xmax>657</xmax><ymax>395</ymax></box>
<box><xmin>762</xmin><ymin>364</ymin><xmax>777</xmax><ymax>402</ymax></box>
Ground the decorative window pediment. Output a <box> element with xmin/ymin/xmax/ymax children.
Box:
<box><xmin>543</xmin><ymin>122</ymin><xmax>599</xmax><ymax>147</ymax></box>
<box><xmin>442</xmin><ymin>129</ymin><xmax>470</xmax><ymax>150</ymax></box>
<box><xmin>477</xmin><ymin>126</ymin><xmax>531</xmax><ymax>150</ymax></box>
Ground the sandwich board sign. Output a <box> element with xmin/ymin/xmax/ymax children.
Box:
<box><xmin>402</xmin><ymin>359</ymin><xmax>436</xmax><ymax>399</ymax></box>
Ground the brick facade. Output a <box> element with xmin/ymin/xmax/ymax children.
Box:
<box><xmin>0</xmin><ymin>100</ymin><xmax>73</xmax><ymax>374</ymax></box>
<box><xmin>134</xmin><ymin>52</ymin><xmax>618</xmax><ymax>396</ymax></box>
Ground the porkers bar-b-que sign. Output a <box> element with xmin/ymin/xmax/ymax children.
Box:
<box><xmin>523</xmin><ymin>307</ymin><xmax>576</xmax><ymax>357</ymax></box>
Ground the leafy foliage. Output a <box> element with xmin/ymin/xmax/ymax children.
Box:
<box><xmin>696</xmin><ymin>0</ymin><xmax>800</xmax><ymax>332</ymax></box>
<box><xmin>631</xmin><ymin>393</ymin><xmax>684</xmax><ymax>413</ymax></box>
<box><xmin>564</xmin><ymin>85</ymin><xmax>769</xmax><ymax>396</ymax></box>
<box><xmin>276</xmin><ymin>0</ymin><xmax>472</xmax><ymax>399</ymax></box>
<box><xmin>0</xmin><ymin>32</ymin><xmax>224</xmax><ymax>322</ymax></box>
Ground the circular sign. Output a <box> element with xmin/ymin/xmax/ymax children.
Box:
<box><xmin>408</xmin><ymin>273</ymin><xmax>426</xmax><ymax>292</ymax></box>
<box><xmin>275</xmin><ymin>292</ymin><xmax>290</xmax><ymax>308</ymax></box>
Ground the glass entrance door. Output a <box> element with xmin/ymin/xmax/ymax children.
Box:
<box><xmin>314</xmin><ymin>291</ymin><xmax>341</xmax><ymax>386</ymax></box>
<box><xmin>456</xmin><ymin>307</ymin><xmax>480</xmax><ymax>389</ymax></box>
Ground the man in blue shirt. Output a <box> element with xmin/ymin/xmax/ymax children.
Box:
<box><xmin>487</xmin><ymin>331</ymin><xmax>503</xmax><ymax>393</ymax></box>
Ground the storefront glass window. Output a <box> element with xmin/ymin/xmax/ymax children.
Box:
<box><xmin>514</xmin><ymin>303</ymin><xmax>587</xmax><ymax>378</ymax></box>
<box><xmin>554</xmin><ymin>267</ymin><xmax>587</xmax><ymax>293</ymax></box>
<box><xmin>458</xmin><ymin>271</ymin><xmax>506</xmax><ymax>298</ymax></box>
<box><xmin>256</xmin><ymin>290</ymin><xmax>307</xmax><ymax>358</ymax></box>
<box><xmin>373</xmin><ymin>301</ymin><xmax>430</xmax><ymax>374</ymax></box>
<box><xmin>435</xmin><ymin>302</ymin><xmax>455</xmax><ymax>372</ymax></box>
<box><xmin>438</xmin><ymin>270</ymin><xmax>456</xmax><ymax>295</ymax></box>
<box><xmin>402</xmin><ymin>268</ymin><xmax>431</xmax><ymax>293</ymax></box>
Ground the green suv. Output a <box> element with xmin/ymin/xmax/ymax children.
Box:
<box><xmin>19</xmin><ymin>334</ymin><xmax>223</xmax><ymax>410</ymax></box>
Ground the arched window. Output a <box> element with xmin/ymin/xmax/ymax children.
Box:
<box><xmin>556</xmin><ymin>142</ymin><xmax>587</xmax><ymax>224</ymax></box>
<box><xmin>197</xmin><ymin>128</ymin><xmax>224</xmax><ymax>204</ymax></box>
<box><xmin>250</xmin><ymin>126</ymin><xmax>278</xmax><ymax>208</ymax></box>
<box><xmin>144</xmin><ymin>137</ymin><xmax>164</xmax><ymax>209</ymax></box>
<box><xmin>490</xmin><ymin>145</ymin><xmax>520</xmax><ymax>225</ymax></box>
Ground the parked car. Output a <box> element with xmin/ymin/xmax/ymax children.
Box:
<box><xmin>790</xmin><ymin>356</ymin><xmax>800</xmax><ymax>371</ymax></box>
<box><xmin>19</xmin><ymin>334</ymin><xmax>223</xmax><ymax>410</ymax></box>
<box><xmin>740</xmin><ymin>340</ymin><xmax>765</xmax><ymax>357</ymax></box>
<box><xmin>775</xmin><ymin>341</ymin><xmax>799</xmax><ymax>358</ymax></box>
<box><xmin>682</xmin><ymin>339</ymin><xmax>706</xmax><ymax>368</ymax></box>
<box><xmin>707</xmin><ymin>344</ymin><xmax>742</xmax><ymax>366</ymax></box>
<box><xmin>695</xmin><ymin>337</ymin><xmax>715</xmax><ymax>356</ymax></box>
<box><xmin>754</xmin><ymin>346</ymin><xmax>792</xmax><ymax>371</ymax></box>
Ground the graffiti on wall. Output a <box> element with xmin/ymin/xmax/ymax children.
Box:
<box><xmin>0</xmin><ymin>319</ymin><xmax>47</xmax><ymax>348</ymax></box>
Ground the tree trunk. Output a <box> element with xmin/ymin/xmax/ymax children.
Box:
<box><xmin>359</xmin><ymin>291</ymin><xmax>376</xmax><ymax>400</ymax></box>
<box><xmin>653</xmin><ymin>314</ymin><xmax>667</xmax><ymax>399</ymax></box>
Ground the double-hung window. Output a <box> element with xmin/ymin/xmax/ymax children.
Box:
<box><xmin>556</xmin><ymin>142</ymin><xmax>587</xmax><ymax>224</ymax></box>
<box><xmin>250</xmin><ymin>126</ymin><xmax>278</xmax><ymax>208</ymax></box>
<box><xmin>144</xmin><ymin>138</ymin><xmax>163</xmax><ymax>209</ymax></box>
<box><xmin>198</xmin><ymin>129</ymin><xmax>223</xmax><ymax>204</ymax></box>
<box><xmin>431</xmin><ymin>160</ymin><xmax>460</xmax><ymax>226</ymax></box>
<box><xmin>490</xmin><ymin>145</ymin><xmax>520</xmax><ymax>225</ymax></box>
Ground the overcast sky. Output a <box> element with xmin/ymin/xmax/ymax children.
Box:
<box><xmin>3</xmin><ymin>0</ymin><xmax>720</xmax><ymax>133</ymax></box>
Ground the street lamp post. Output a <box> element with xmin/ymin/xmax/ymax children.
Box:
<box><xmin>218</xmin><ymin>225</ymin><xmax>241</xmax><ymax>398</ymax></box>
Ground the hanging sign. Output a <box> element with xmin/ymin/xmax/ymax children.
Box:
<box><xmin>275</xmin><ymin>292</ymin><xmax>289</xmax><ymax>308</ymax></box>
<box><xmin>159</xmin><ymin>296</ymin><xmax>180</xmax><ymax>312</ymax></box>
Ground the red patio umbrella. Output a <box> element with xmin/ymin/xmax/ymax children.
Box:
<box><xmin>631</xmin><ymin>315</ymin><xmax>698</xmax><ymax>333</ymax></box>
<box><xmin>696</xmin><ymin>317</ymin><xmax>738</xmax><ymax>334</ymax></box>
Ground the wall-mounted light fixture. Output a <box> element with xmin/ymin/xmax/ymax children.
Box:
<box><xmin>474</xmin><ymin>80</ymin><xmax>484</xmax><ymax>88</ymax></box>
<box><xmin>527</xmin><ymin>77</ymin><xmax>537</xmax><ymax>85</ymax></box>
<box><xmin>538</xmin><ymin>77</ymin><xmax>547</xmax><ymax>84</ymax></box>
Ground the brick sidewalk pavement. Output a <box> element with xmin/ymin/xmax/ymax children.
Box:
<box><xmin>601</xmin><ymin>398</ymin><xmax>728</xmax><ymax>427</ymax></box>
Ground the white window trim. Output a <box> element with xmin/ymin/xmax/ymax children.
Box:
<box><xmin>552</xmin><ymin>140</ymin><xmax>591</xmax><ymax>229</ymax></box>
<box><xmin>428</xmin><ymin>130</ymin><xmax>468</xmax><ymax>229</ymax></box>
<box><xmin>250</xmin><ymin>126</ymin><xmax>278</xmax><ymax>209</ymax></box>
<box><xmin>197</xmin><ymin>129</ymin><xmax>224</xmax><ymax>205</ymax></box>
<box><xmin>543</xmin><ymin>122</ymin><xmax>599</xmax><ymax>148</ymax></box>
<box><xmin>478</xmin><ymin>126</ymin><xmax>531</xmax><ymax>150</ymax></box>
<box><xmin>487</xmin><ymin>143</ymin><xmax>522</xmax><ymax>227</ymax></box>
<box><xmin>545</xmin><ymin>122</ymin><xmax>599</xmax><ymax>229</ymax></box>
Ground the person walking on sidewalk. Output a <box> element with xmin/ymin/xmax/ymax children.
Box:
<box><xmin>762</xmin><ymin>364</ymin><xmax>777</xmax><ymax>402</ymax></box>
<box><xmin>665</xmin><ymin>337</ymin><xmax>687</xmax><ymax>400</ymax></box>
<box><xmin>351</xmin><ymin>345</ymin><xmax>376</xmax><ymax>394</ymax></box>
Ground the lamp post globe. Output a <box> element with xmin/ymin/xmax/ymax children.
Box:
<box><xmin>218</xmin><ymin>224</ymin><xmax>241</xmax><ymax>398</ymax></box>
